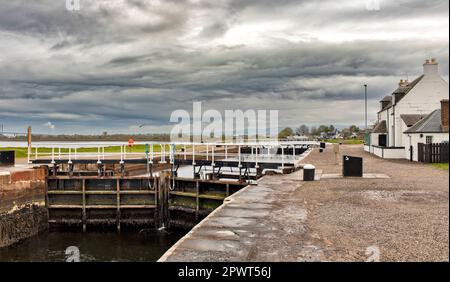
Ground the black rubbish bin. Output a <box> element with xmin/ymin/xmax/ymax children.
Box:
<box><xmin>320</xmin><ymin>142</ymin><xmax>326</xmax><ymax>149</ymax></box>
<box><xmin>0</xmin><ymin>151</ymin><xmax>15</xmax><ymax>166</ymax></box>
<box><xmin>342</xmin><ymin>155</ymin><xmax>363</xmax><ymax>177</ymax></box>
<box><xmin>303</xmin><ymin>164</ymin><xmax>315</xmax><ymax>181</ymax></box>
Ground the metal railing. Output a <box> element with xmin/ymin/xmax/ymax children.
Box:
<box><xmin>28</xmin><ymin>140</ymin><xmax>318</xmax><ymax>167</ymax></box>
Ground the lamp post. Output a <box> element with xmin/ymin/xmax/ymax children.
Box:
<box><xmin>364</xmin><ymin>84</ymin><xmax>368</xmax><ymax>130</ymax></box>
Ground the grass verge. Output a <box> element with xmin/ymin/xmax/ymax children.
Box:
<box><xmin>0</xmin><ymin>145</ymin><xmax>175</xmax><ymax>159</ymax></box>
<box><xmin>431</xmin><ymin>163</ymin><xmax>449</xmax><ymax>171</ymax></box>
<box><xmin>323</xmin><ymin>139</ymin><xmax>364</xmax><ymax>145</ymax></box>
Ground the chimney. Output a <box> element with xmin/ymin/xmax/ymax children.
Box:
<box><xmin>398</xmin><ymin>79</ymin><xmax>408</xmax><ymax>87</ymax></box>
<box><xmin>441</xmin><ymin>99</ymin><xmax>449</xmax><ymax>132</ymax></box>
<box><xmin>423</xmin><ymin>58</ymin><xmax>439</xmax><ymax>76</ymax></box>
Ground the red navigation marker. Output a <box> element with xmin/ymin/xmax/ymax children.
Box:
<box><xmin>128</xmin><ymin>138</ymin><xmax>134</xmax><ymax>147</ymax></box>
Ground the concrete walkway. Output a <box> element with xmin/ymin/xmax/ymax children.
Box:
<box><xmin>159</xmin><ymin>170</ymin><xmax>314</xmax><ymax>261</ymax></box>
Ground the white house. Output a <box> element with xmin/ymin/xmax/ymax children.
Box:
<box><xmin>366</xmin><ymin>58</ymin><xmax>449</xmax><ymax>160</ymax></box>
<box><xmin>404</xmin><ymin>99</ymin><xmax>449</xmax><ymax>161</ymax></box>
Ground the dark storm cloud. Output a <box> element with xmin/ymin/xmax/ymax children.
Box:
<box><xmin>0</xmin><ymin>0</ymin><xmax>448</xmax><ymax>133</ymax></box>
<box><xmin>0</xmin><ymin>0</ymin><xmax>190</xmax><ymax>47</ymax></box>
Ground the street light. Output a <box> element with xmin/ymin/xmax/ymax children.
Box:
<box><xmin>364</xmin><ymin>84</ymin><xmax>368</xmax><ymax>130</ymax></box>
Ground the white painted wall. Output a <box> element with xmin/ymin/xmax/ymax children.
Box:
<box><xmin>400</xmin><ymin>121</ymin><xmax>410</xmax><ymax>150</ymax></box>
<box><xmin>373</xmin><ymin>61</ymin><xmax>449</xmax><ymax>149</ymax></box>
<box><xmin>383</xmin><ymin>147</ymin><xmax>406</xmax><ymax>159</ymax></box>
<box><xmin>369</xmin><ymin>61</ymin><xmax>449</xmax><ymax>161</ymax></box>
<box><xmin>370</xmin><ymin>145</ymin><xmax>405</xmax><ymax>159</ymax></box>
<box><xmin>404</xmin><ymin>133</ymin><xmax>450</xmax><ymax>161</ymax></box>
<box><xmin>364</xmin><ymin>145</ymin><xmax>370</xmax><ymax>152</ymax></box>
<box><xmin>372</xmin><ymin>146</ymin><xmax>383</xmax><ymax>157</ymax></box>
<box><xmin>393</xmin><ymin>63</ymin><xmax>449</xmax><ymax>147</ymax></box>
<box><xmin>372</xmin><ymin>107</ymin><xmax>390</xmax><ymax>146</ymax></box>
<box><xmin>371</xmin><ymin>133</ymin><xmax>379</xmax><ymax>146</ymax></box>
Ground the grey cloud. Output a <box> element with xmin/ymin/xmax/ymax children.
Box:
<box><xmin>0</xmin><ymin>0</ymin><xmax>448</xmax><ymax>134</ymax></box>
<box><xmin>0</xmin><ymin>0</ymin><xmax>191</xmax><ymax>47</ymax></box>
<box><xmin>199</xmin><ymin>21</ymin><xmax>230</xmax><ymax>38</ymax></box>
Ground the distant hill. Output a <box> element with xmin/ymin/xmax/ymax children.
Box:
<box><xmin>0</xmin><ymin>133</ymin><xmax>170</xmax><ymax>142</ymax></box>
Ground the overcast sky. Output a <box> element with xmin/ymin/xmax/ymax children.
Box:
<box><xmin>0</xmin><ymin>0</ymin><xmax>448</xmax><ymax>135</ymax></box>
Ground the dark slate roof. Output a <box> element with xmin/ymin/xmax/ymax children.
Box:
<box><xmin>379</xmin><ymin>96</ymin><xmax>393</xmax><ymax>111</ymax></box>
<box><xmin>392</xmin><ymin>75</ymin><xmax>424</xmax><ymax>101</ymax></box>
<box><xmin>380</xmin><ymin>101</ymin><xmax>392</xmax><ymax>111</ymax></box>
<box><xmin>378</xmin><ymin>75</ymin><xmax>425</xmax><ymax>113</ymax></box>
<box><xmin>404</xmin><ymin>110</ymin><xmax>444</xmax><ymax>133</ymax></box>
<box><xmin>400</xmin><ymin>114</ymin><xmax>427</xmax><ymax>127</ymax></box>
<box><xmin>372</xmin><ymin>120</ymin><xmax>387</xmax><ymax>133</ymax></box>
<box><xmin>381</xmin><ymin>96</ymin><xmax>392</xmax><ymax>102</ymax></box>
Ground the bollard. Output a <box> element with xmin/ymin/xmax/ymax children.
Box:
<box><xmin>303</xmin><ymin>164</ymin><xmax>315</xmax><ymax>181</ymax></box>
<box><xmin>342</xmin><ymin>155</ymin><xmax>363</xmax><ymax>177</ymax></box>
<box><xmin>0</xmin><ymin>151</ymin><xmax>15</xmax><ymax>166</ymax></box>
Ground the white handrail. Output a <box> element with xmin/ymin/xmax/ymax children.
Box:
<box><xmin>27</xmin><ymin>140</ymin><xmax>318</xmax><ymax>163</ymax></box>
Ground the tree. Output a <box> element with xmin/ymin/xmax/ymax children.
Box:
<box><xmin>278</xmin><ymin>127</ymin><xmax>294</xmax><ymax>139</ymax></box>
<box><xmin>295</xmin><ymin>124</ymin><xmax>309</xmax><ymax>136</ymax></box>
<box><xmin>349</xmin><ymin>125</ymin><xmax>360</xmax><ymax>133</ymax></box>
<box><xmin>310</xmin><ymin>126</ymin><xmax>317</xmax><ymax>136</ymax></box>
<box><xmin>329</xmin><ymin>125</ymin><xmax>335</xmax><ymax>133</ymax></box>
<box><xmin>317</xmin><ymin>125</ymin><xmax>330</xmax><ymax>135</ymax></box>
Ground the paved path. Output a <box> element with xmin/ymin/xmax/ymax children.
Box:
<box><xmin>159</xmin><ymin>145</ymin><xmax>448</xmax><ymax>262</ymax></box>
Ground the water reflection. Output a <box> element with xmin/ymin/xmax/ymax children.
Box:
<box><xmin>0</xmin><ymin>229</ymin><xmax>184</xmax><ymax>262</ymax></box>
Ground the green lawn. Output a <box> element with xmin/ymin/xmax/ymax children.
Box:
<box><xmin>431</xmin><ymin>163</ymin><xmax>449</xmax><ymax>171</ymax></box>
<box><xmin>0</xmin><ymin>144</ymin><xmax>177</xmax><ymax>159</ymax></box>
<box><xmin>323</xmin><ymin>139</ymin><xmax>364</xmax><ymax>145</ymax></box>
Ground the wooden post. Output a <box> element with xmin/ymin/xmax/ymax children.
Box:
<box><xmin>44</xmin><ymin>166</ymin><xmax>50</xmax><ymax>229</ymax></box>
<box><xmin>153</xmin><ymin>177</ymin><xmax>159</xmax><ymax>228</ymax></box>
<box><xmin>82</xmin><ymin>179</ymin><xmax>86</xmax><ymax>232</ymax></box>
<box><xmin>27</xmin><ymin>126</ymin><xmax>32</xmax><ymax>163</ymax></box>
<box><xmin>116</xmin><ymin>179</ymin><xmax>121</xmax><ymax>232</ymax></box>
<box><xmin>333</xmin><ymin>143</ymin><xmax>340</xmax><ymax>165</ymax></box>
<box><xmin>195</xmin><ymin>180</ymin><xmax>200</xmax><ymax>222</ymax></box>
<box><xmin>27</xmin><ymin>126</ymin><xmax>32</xmax><ymax>148</ymax></box>
<box><xmin>158</xmin><ymin>171</ymin><xmax>170</xmax><ymax>229</ymax></box>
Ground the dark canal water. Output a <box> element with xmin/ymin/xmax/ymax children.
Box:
<box><xmin>0</xmin><ymin>229</ymin><xmax>184</xmax><ymax>262</ymax></box>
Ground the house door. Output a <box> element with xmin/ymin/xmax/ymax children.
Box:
<box><xmin>378</xmin><ymin>134</ymin><xmax>387</xmax><ymax>147</ymax></box>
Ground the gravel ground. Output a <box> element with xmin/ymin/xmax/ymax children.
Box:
<box><xmin>297</xmin><ymin>144</ymin><xmax>449</xmax><ymax>261</ymax></box>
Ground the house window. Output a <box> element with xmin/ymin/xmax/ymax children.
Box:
<box><xmin>426</xmin><ymin>136</ymin><xmax>433</xmax><ymax>144</ymax></box>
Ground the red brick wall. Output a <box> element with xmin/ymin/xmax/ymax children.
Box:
<box><xmin>441</xmin><ymin>99</ymin><xmax>449</xmax><ymax>132</ymax></box>
<box><xmin>10</xmin><ymin>168</ymin><xmax>46</xmax><ymax>183</ymax></box>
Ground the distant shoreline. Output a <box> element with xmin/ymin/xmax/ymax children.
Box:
<box><xmin>0</xmin><ymin>133</ymin><xmax>170</xmax><ymax>144</ymax></box>
<box><xmin>0</xmin><ymin>141</ymin><xmax>137</xmax><ymax>148</ymax></box>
